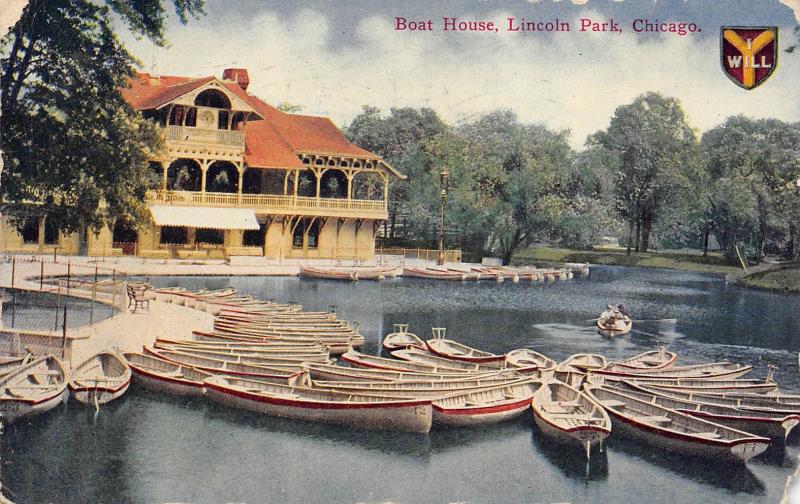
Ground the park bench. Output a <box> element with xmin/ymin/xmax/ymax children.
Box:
<box><xmin>127</xmin><ymin>283</ymin><xmax>156</xmax><ymax>313</ymax></box>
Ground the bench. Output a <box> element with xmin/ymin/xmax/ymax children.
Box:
<box><xmin>140</xmin><ymin>249</ymin><xmax>171</xmax><ymax>259</ymax></box>
<box><xmin>600</xmin><ymin>399</ymin><xmax>626</xmax><ymax>409</ymax></box>
<box><xmin>127</xmin><ymin>283</ymin><xmax>156</xmax><ymax>313</ymax></box>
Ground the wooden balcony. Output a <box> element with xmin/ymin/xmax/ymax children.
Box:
<box><xmin>165</xmin><ymin>125</ymin><xmax>244</xmax><ymax>146</ymax></box>
<box><xmin>145</xmin><ymin>190</ymin><xmax>388</xmax><ymax>219</ymax></box>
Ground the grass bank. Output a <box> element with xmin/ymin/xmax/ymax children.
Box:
<box><xmin>740</xmin><ymin>265</ymin><xmax>800</xmax><ymax>293</ymax></box>
<box><xmin>512</xmin><ymin>247</ymin><xmax>740</xmax><ymax>275</ymax></box>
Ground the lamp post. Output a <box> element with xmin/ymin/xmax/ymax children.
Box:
<box><xmin>437</xmin><ymin>169</ymin><xmax>449</xmax><ymax>265</ymax></box>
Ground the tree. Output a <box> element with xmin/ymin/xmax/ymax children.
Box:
<box><xmin>590</xmin><ymin>92</ymin><xmax>697</xmax><ymax>254</ymax></box>
<box><xmin>345</xmin><ymin>106</ymin><xmax>448</xmax><ymax>243</ymax></box>
<box><xmin>702</xmin><ymin>116</ymin><xmax>800</xmax><ymax>261</ymax></box>
<box><xmin>1</xmin><ymin>0</ymin><xmax>204</xmax><ymax>237</ymax></box>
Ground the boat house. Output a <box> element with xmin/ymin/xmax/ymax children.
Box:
<box><xmin>0</xmin><ymin>68</ymin><xmax>402</xmax><ymax>261</ymax></box>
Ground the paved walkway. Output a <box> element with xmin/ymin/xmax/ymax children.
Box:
<box><xmin>0</xmin><ymin>257</ymin><xmax>214</xmax><ymax>367</ymax></box>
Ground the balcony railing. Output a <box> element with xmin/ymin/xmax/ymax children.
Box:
<box><xmin>145</xmin><ymin>190</ymin><xmax>388</xmax><ymax>218</ymax></box>
<box><xmin>165</xmin><ymin>125</ymin><xmax>244</xmax><ymax>146</ymax></box>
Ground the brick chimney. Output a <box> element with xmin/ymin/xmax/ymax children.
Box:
<box><xmin>223</xmin><ymin>68</ymin><xmax>249</xmax><ymax>91</ymax></box>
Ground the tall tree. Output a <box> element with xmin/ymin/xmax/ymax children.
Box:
<box><xmin>590</xmin><ymin>92</ymin><xmax>696</xmax><ymax>254</ymax></box>
<box><xmin>1</xmin><ymin>0</ymin><xmax>204</xmax><ymax>236</ymax></box>
<box><xmin>702</xmin><ymin>116</ymin><xmax>800</xmax><ymax>261</ymax></box>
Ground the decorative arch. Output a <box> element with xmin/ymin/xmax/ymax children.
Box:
<box><xmin>194</xmin><ymin>89</ymin><xmax>231</xmax><ymax>109</ymax></box>
<box><xmin>167</xmin><ymin>158</ymin><xmax>202</xmax><ymax>191</ymax></box>
<box><xmin>320</xmin><ymin>170</ymin><xmax>348</xmax><ymax>198</ymax></box>
<box><xmin>351</xmin><ymin>171</ymin><xmax>384</xmax><ymax>200</ymax></box>
<box><xmin>297</xmin><ymin>170</ymin><xmax>316</xmax><ymax>197</ymax></box>
<box><xmin>206</xmin><ymin>161</ymin><xmax>239</xmax><ymax>193</ymax></box>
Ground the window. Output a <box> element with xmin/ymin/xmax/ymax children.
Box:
<box><xmin>43</xmin><ymin>218</ymin><xmax>59</xmax><ymax>245</ymax></box>
<box><xmin>21</xmin><ymin>218</ymin><xmax>40</xmax><ymax>244</ymax></box>
<box><xmin>160</xmin><ymin>226</ymin><xmax>188</xmax><ymax>245</ymax></box>
<box><xmin>292</xmin><ymin>218</ymin><xmax>320</xmax><ymax>249</ymax></box>
<box><xmin>243</xmin><ymin>223</ymin><xmax>266</xmax><ymax>247</ymax></box>
<box><xmin>196</xmin><ymin>228</ymin><xmax>224</xmax><ymax>245</ymax></box>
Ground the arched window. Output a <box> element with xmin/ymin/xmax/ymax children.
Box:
<box><xmin>167</xmin><ymin>159</ymin><xmax>202</xmax><ymax>191</ymax></box>
<box><xmin>194</xmin><ymin>89</ymin><xmax>231</xmax><ymax>109</ymax></box>
<box><xmin>21</xmin><ymin>218</ymin><xmax>40</xmax><ymax>244</ymax></box>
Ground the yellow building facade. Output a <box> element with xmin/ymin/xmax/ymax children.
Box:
<box><xmin>1</xmin><ymin>69</ymin><xmax>401</xmax><ymax>260</ymax></box>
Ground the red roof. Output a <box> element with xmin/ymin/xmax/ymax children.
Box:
<box><xmin>121</xmin><ymin>72</ymin><xmax>400</xmax><ymax>176</ymax></box>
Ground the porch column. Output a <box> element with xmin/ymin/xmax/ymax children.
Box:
<box><xmin>381</xmin><ymin>173</ymin><xmax>389</xmax><ymax>209</ymax></box>
<box><xmin>236</xmin><ymin>162</ymin><xmax>244</xmax><ymax>205</ymax></box>
<box><xmin>200</xmin><ymin>159</ymin><xmax>210</xmax><ymax>202</ymax></box>
<box><xmin>161</xmin><ymin>161</ymin><xmax>168</xmax><ymax>192</ymax></box>
<box><xmin>346</xmin><ymin>170</ymin><xmax>354</xmax><ymax>201</ymax></box>
<box><xmin>293</xmin><ymin>170</ymin><xmax>300</xmax><ymax>202</ymax></box>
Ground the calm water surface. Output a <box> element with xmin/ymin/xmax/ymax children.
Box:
<box><xmin>3</xmin><ymin>266</ymin><xmax>800</xmax><ymax>503</ymax></box>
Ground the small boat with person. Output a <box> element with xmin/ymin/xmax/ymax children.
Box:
<box><xmin>596</xmin><ymin>304</ymin><xmax>632</xmax><ymax>337</ymax></box>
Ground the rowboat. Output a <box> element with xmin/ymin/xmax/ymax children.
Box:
<box><xmin>155</xmin><ymin>338</ymin><xmax>327</xmax><ymax>352</ymax></box>
<box><xmin>425</xmin><ymin>328</ymin><xmax>506</xmax><ymax>364</ymax></box>
<box><xmin>584</xmin><ymin>385</ymin><xmax>770</xmax><ymax>462</ymax></box>
<box><xmin>204</xmin><ymin>375</ymin><xmax>432</xmax><ymax>433</ymax></box>
<box><xmin>593</xmin><ymin>361</ymin><xmax>752</xmax><ymax>380</ymax></box>
<box><xmin>431</xmin><ymin>379</ymin><xmax>540</xmax><ymax>426</ymax></box>
<box><xmin>627</xmin><ymin>378</ymin><xmax>778</xmax><ymax>395</ymax></box>
<box><xmin>313</xmin><ymin>376</ymin><xmax>535</xmax><ymax>399</ymax></box>
<box><xmin>403</xmin><ymin>267</ymin><xmax>467</xmax><ymax>281</ymax></box>
<box><xmin>597</xmin><ymin>316</ymin><xmax>632</xmax><ymax>337</ymax></box>
<box><xmin>0</xmin><ymin>354</ymin><xmax>33</xmax><ymax>377</ymax></box>
<box><xmin>604</xmin><ymin>381</ymin><xmax>800</xmax><ymax>439</ymax></box>
<box><xmin>299</xmin><ymin>266</ymin><xmax>357</xmax><ymax>281</ymax></box>
<box><xmin>192</xmin><ymin>330</ymin><xmax>355</xmax><ymax>354</ymax></box>
<box><xmin>0</xmin><ymin>355</ymin><xmax>69</xmax><ymax>424</ymax></box>
<box><xmin>531</xmin><ymin>380</ymin><xmax>611</xmax><ymax>459</ymax></box>
<box><xmin>153</xmin><ymin>345</ymin><xmax>333</xmax><ymax>366</ymax></box>
<box><xmin>124</xmin><ymin>352</ymin><xmax>217</xmax><ymax>396</ymax></box>
<box><xmin>340</xmin><ymin>349</ymin><xmax>470</xmax><ymax>374</ymax></box>
<box><xmin>382</xmin><ymin>324</ymin><xmax>425</xmax><ymax>350</ymax></box>
<box><xmin>303</xmin><ymin>362</ymin><xmax>507</xmax><ymax>383</ymax></box>
<box><xmin>68</xmin><ymin>352</ymin><xmax>131</xmax><ymax>406</ymax></box>
<box><xmin>505</xmin><ymin>349</ymin><xmax>558</xmax><ymax>374</ymax></box>
<box><xmin>559</xmin><ymin>354</ymin><xmax>608</xmax><ymax>372</ymax></box>
<box><xmin>391</xmin><ymin>347</ymin><xmax>503</xmax><ymax>372</ymax></box>
<box><xmin>144</xmin><ymin>347</ymin><xmax>308</xmax><ymax>384</ymax></box>
<box><xmin>312</xmin><ymin>370</ymin><xmax>526</xmax><ymax>390</ymax></box>
<box><xmin>604</xmin><ymin>347</ymin><xmax>677</xmax><ymax>372</ymax></box>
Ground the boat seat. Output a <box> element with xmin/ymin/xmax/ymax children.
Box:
<box><xmin>694</xmin><ymin>431</ymin><xmax>721</xmax><ymax>439</ymax></box>
<box><xmin>540</xmin><ymin>404</ymin><xmax>579</xmax><ymax>414</ymax></box>
<box><xmin>600</xmin><ymin>399</ymin><xmax>626</xmax><ymax>408</ymax></box>
<box><xmin>637</xmin><ymin>415</ymin><xmax>672</xmax><ymax>424</ymax></box>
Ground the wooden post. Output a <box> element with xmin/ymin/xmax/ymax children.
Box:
<box><xmin>54</xmin><ymin>284</ymin><xmax>61</xmax><ymax>332</ymax></box>
<box><xmin>11</xmin><ymin>256</ymin><xmax>15</xmax><ymax>287</ymax></box>
<box><xmin>67</xmin><ymin>261</ymin><xmax>71</xmax><ymax>292</ymax></box>
<box><xmin>40</xmin><ymin>260</ymin><xmax>44</xmax><ymax>291</ymax></box>
<box><xmin>53</xmin><ymin>246</ymin><xmax>58</xmax><ymax>263</ymax></box>
<box><xmin>61</xmin><ymin>305</ymin><xmax>67</xmax><ymax>360</ymax></box>
<box><xmin>10</xmin><ymin>292</ymin><xmax>15</xmax><ymax>328</ymax></box>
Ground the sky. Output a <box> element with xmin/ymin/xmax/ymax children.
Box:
<box><xmin>3</xmin><ymin>0</ymin><xmax>800</xmax><ymax>147</ymax></box>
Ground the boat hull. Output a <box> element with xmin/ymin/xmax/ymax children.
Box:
<box><xmin>0</xmin><ymin>388</ymin><xmax>68</xmax><ymax>424</ymax></box>
<box><xmin>70</xmin><ymin>379</ymin><xmax>131</xmax><ymax>405</ymax></box>
<box><xmin>532</xmin><ymin>409</ymin><xmax>609</xmax><ymax>450</ymax></box>
<box><xmin>129</xmin><ymin>365</ymin><xmax>206</xmax><ymax>397</ymax></box>
<box><xmin>204</xmin><ymin>382</ymin><xmax>432</xmax><ymax>433</ymax></box>
<box><xmin>432</xmin><ymin>397</ymin><xmax>531</xmax><ymax>426</ymax></box>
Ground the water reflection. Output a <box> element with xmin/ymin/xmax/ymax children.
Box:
<box><xmin>605</xmin><ymin>435</ymin><xmax>767</xmax><ymax>495</ymax></box>
<box><xmin>531</xmin><ymin>429</ymin><xmax>609</xmax><ymax>481</ymax></box>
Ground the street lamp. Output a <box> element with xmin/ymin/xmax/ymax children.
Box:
<box><xmin>437</xmin><ymin>169</ymin><xmax>449</xmax><ymax>265</ymax></box>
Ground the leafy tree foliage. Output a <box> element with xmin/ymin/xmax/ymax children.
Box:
<box><xmin>590</xmin><ymin>92</ymin><xmax>697</xmax><ymax>254</ymax></box>
<box><xmin>1</xmin><ymin>0</ymin><xmax>203</xmax><ymax>237</ymax></box>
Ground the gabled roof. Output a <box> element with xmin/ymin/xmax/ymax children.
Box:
<box><xmin>122</xmin><ymin>71</ymin><xmax>404</xmax><ymax>178</ymax></box>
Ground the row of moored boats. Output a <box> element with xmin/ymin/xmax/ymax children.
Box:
<box><xmin>0</xmin><ymin>287</ymin><xmax>792</xmax><ymax>466</ymax></box>
<box><xmin>298</xmin><ymin>264</ymin><xmax>589</xmax><ymax>283</ymax></box>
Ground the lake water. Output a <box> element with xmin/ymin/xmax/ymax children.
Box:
<box><xmin>3</xmin><ymin>266</ymin><xmax>800</xmax><ymax>503</ymax></box>
<box><xmin>1</xmin><ymin>289</ymin><xmax>116</xmax><ymax>332</ymax></box>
